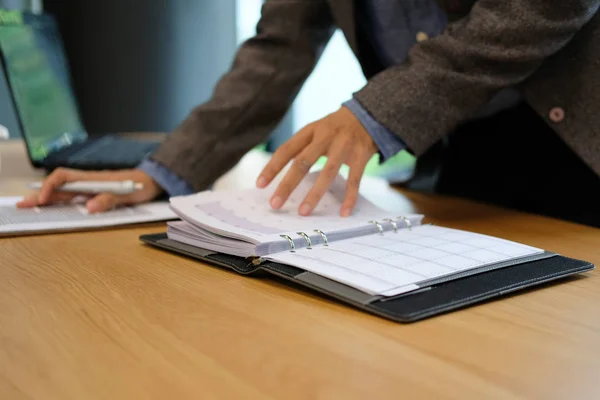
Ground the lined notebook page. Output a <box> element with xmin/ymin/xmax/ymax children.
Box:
<box><xmin>169</xmin><ymin>173</ymin><xmax>401</xmax><ymax>244</ymax></box>
<box><xmin>270</xmin><ymin>225</ymin><xmax>544</xmax><ymax>296</ymax></box>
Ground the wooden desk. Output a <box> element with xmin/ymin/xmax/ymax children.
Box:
<box><xmin>1</xmin><ymin>140</ymin><xmax>600</xmax><ymax>399</ymax></box>
<box><xmin>0</xmin><ymin>140</ymin><xmax>45</xmax><ymax>195</ymax></box>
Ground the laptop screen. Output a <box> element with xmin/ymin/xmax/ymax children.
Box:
<box><xmin>0</xmin><ymin>10</ymin><xmax>86</xmax><ymax>162</ymax></box>
<box><xmin>0</xmin><ymin>43</ymin><xmax>21</xmax><ymax>139</ymax></box>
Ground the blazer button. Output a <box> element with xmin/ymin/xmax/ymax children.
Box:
<box><xmin>416</xmin><ymin>32</ymin><xmax>429</xmax><ymax>43</ymax></box>
<box><xmin>549</xmin><ymin>107</ymin><xmax>565</xmax><ymax>123</ymax></box>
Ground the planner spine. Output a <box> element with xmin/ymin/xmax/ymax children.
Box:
<box><xmin>281</xmin><ymin>216</ymin><xmax>414</xmax><ymax>252</ymax></box>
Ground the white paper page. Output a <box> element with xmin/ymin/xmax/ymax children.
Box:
<box><xmin>270</xmin><ymin>225</ymin><xmax>544</xmax><ymax>296</ymax></box>
<box><xmin>167</xmin><ymin>220</ymin><xmax>248</xmax><ymax>247</ymax></box>
<box><xmin>0</xmin><ymin>197</ymin><xmax>176</xmax><ymax>236</ymax></box>
<box><xmin>0</xmin><ymin>196</ymin><xmax>22</xmax><ymax>206</ymax></box>
<box><xmin>169</xmin><ymin>173</ymin><xmax>409</xmax><ymax>244</ymax></box>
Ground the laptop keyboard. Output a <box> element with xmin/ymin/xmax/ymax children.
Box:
<box><xmin>66</xmin><ymin>136</ymin><xmax>159</xmax><ymax>168</ymax></box>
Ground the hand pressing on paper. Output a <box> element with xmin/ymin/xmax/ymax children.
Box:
<box><xmin>16</xmin><ymin>168</ymin><xmax>162</xmax><ymax>213</ymax></box>
<box><xmin>256</xmin><ymin>106</ymin><xmax>377</xmax><ymax>217</ymax></box>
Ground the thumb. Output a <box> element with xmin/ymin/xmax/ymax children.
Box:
<box><xmin>86</xmin><ymin>193</ymin><xmax>121</xmax><ymax>213</ymax></box>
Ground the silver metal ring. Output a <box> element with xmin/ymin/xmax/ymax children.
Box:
<box><xmin>369</xmin><ymin>220</ymin><xmax>384</xmax><ymax>235</ymax></box>
<box><xmin>280</xmin><ymin>234</ymin><xmax>296</xmax><ymax>252</ymax></box>
<box><xmin>383</xmin><ymin>218</ymin><xmax>398</xmax><ymax>233</ymax></box>
<box><xmin>314</xmin><ymin>229</ymin><xmax>328</xmax><ymax>246</ymax></box>
<box><xmin>398</xmin><ymin>216</ymin><xmax>412</xmax><ymax>230</ymax></box>
<box><xmin>296</xmin><ymin>232</ymin><xmax>312</xmax><ymax>249</ymax></box>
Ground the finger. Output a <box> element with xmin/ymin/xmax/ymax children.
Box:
<box><xmin>299</xmin><ymin>138</ymin><xmax>350</xmax><ymax>216</ymax></box>
<box><xmin>85</xmin><ymin>190</ymin><xmax>141</xmax><ymax>213</ymax></box>
<box><xmin>38</xmin><ymin>168</ymin><xmax>86</xmax><ymax>204</ymax></box>
<box><xmin>269</xmin><ymin>141</ymin><xmax>327</xmax><ymax>209</ymax></box>
<box><xmin>16</xmin><ymin>192</ymin><xmax>80</xmax><ymax>208</ymax></box>
<box><xmin>340</xmin><ymin>155</ymin><xmax>370</xmax><ymax>217</ymax></box>
<box><xmin>86</xmin><ymin>193</ymin><xmax>120</xmax><ymax>213</ymax></box>
<box><xmin>16</xmin><ymin>194</ymin><xmax>42</xmax><ymax>208</ymax></box>
<box><xmin>256</xmin><ymin>124</ymin><xmax>315</xmax><ymax>188</ymax></box>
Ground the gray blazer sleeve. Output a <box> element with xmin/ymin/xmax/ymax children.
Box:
<box><xmin>353</xmin><ymin>0</ymin><xmax>600</xmax><ymax>156</ymax></box>
<box><xmin>149</xmin><ymin>0</ymin><xmax>335</xmax><ymax>191</ymax></box>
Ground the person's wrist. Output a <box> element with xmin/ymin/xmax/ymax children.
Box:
<box><xmin>340</xmin><ymin>106</ymin><xmax>378</xmax><ymax>155</ymax></box>
<box><xmin>131</xmin><ymin>168</ymin><xmax>163</xmax><ymax>199</ymax></box>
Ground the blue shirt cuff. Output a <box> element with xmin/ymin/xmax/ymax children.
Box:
<box><xmin>137</xmin><ymin>159</ymin><xmax>195</xmax><ymax>197</ymax></box>
<box><xmin>343</xmin><ymin>98</ymin><xmax>405</xmax><ymax>162</ymax></box>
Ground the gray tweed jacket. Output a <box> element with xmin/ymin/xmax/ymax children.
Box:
<box><xmin>150</xmin><ymin>0</ymin><xmax>600</xmax><ymax>192</ymax></box>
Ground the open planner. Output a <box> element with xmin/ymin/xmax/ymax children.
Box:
<box><xmin>140</xmin><ymin>173</ymin><xmax>594</xmax><ymax>322</ymax></box>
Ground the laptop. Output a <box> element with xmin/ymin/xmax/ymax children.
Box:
<box><xmin>0</xmin><ymin>10</ymin><xmax>159</xmax><ymax>170</ymax></box>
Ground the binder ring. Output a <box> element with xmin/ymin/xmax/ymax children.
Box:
<box><xmin>369</xmin><ymin>220</ymin><xmax>384</xmax><ymax>235</ymax></box>
<box><xmin>280</xmin><ymin>234</ymin><xmax>296</xmax><ymax>252</ymax></box>
<box><xmin>296</xmin><ymin>232</ymin><xmax>312</xmax><ymax>249</ymax></box>
<box><xmin>314</xmin><ymin>229</ymin><xmax>328</xmax><ymax>246</ymax></box>
<box><xmin>383</xmin><ymin>218</ymin><xmax>398</xmax><ymax>233</ymax></box>
<box><xmin>398</xmin><ymin>216</ymin><xmax>412</xmax><ymax>230</ymax></box>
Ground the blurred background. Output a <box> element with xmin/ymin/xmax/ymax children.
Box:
<box><xmin>0</xmin><ymin>0</ymin><xmax>413</xmax><ymax>179</ymax></box>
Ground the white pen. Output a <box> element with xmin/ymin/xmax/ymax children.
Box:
<box><xmin>27</xmin><ymin>180</ymin><xmax>144</xmax><ymax>195</ymax></box>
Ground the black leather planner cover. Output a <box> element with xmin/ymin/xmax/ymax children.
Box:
<box><xmin>139</xmin><ymin>233</ymin><xmax>594</xmax><ymax>322</ymax></box>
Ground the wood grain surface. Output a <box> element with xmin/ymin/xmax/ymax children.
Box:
<box><xmin>1</xmin><ymin>140</ymin><xmax>599</xmax><ymax>399</ymax></box>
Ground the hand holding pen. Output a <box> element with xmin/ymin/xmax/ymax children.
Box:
<box><xmin>17</xmin><ymin>168</ymin><xmax>163</xmax><ymax>213</ymax></box>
